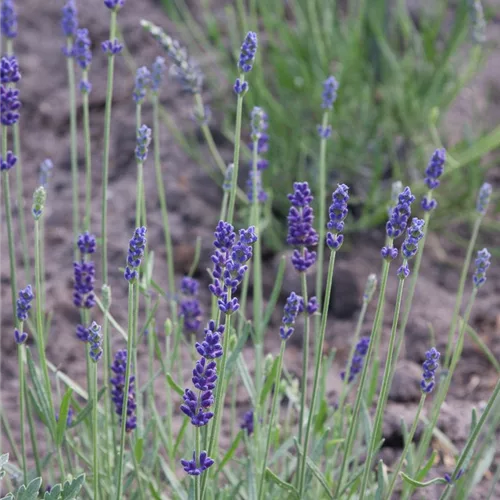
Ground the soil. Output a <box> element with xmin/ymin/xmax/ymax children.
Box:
<box><xmin>1</xmin><ymin>0</ymin><xmax>499</xmax><ymax>499</ymax></box>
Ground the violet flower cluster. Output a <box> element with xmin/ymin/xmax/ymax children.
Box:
<box><xmin>77</xmin><ymin>321</ymin><xmax>103</xmax><ymax>362</ymax></box>
<box><xmin>178</xmin><ymin>276</ymin><xmax>202</xmax><ymax>334</ymax></box>
<box><xmin>181</xmin><ymin>451</ymin><xmax>214</xmax><ymax>476</ymax></box>
<box><xmin>247</xmin><ymin>106</ymin><xmax>269</xmax><ymax>203</ymax></box>
<box><xmin>150</xmin><ymin>56</ymin><xmax>166</xmax><ymax>94</ymax></box>
<box><xmin>14</xmin><ymin>285</ymin><xmax>34</xmax><ymax>345</ymax></box>
<box><xmin>234</xmin><ymin>31</ymin><xmax>258</xmax><ymax>95</ymax></box>
<box><xmin>420</xmin><ymin>347</ymin><xmax>440</xmax><ymax>393</ymax></box>
<box><xmin>110</xmin><ymin>349</ymin><xmax>137</xmax><ymax>432</ymax></box>
<box><xmin>104</xmin><ymin>0</ymin><xmax>126</xmax><ymax>11</ymax></box>
<box><xmin>124</xmin><ymin>226</ymin><xmax>147</xmax><ymax>282</ymax></box>
<box><xmin>476</xmin><ymin>182</ymin><xmax>492</xmax><ymax>215</ymax></box>
<box><xmin>473</xmin><ymin>248</ymin><xmax>490</xmax><ymax>288</ymax></box>
<box><xmin>209</xmin><ymin>221</ymin><xmax>257</xmax><ymax>315</ymax></box>
<box><xmin>240</xmin><ymin>410</ymin><xmax>254</xmax><ymax>436</ymax></box>
<box><xmin>299</xmin><ymin>296</ymin><xmax>319</xmax><ymax>315</ymax></box>
<box><xmin>61</xmin><ymin>0</ymin><xmax>78</xmax><ymax>38</ymax></box>
<box><xmin>72</xmin><ymin>28</ymin><xmax>92</xmax><ymax>92</ymax></box>
<box><xmin>73</xmin><ymin>232</ymin><xmax>96</xmax><ymax>309</ymax></box>
<box><xmin>421</xmin><ymin>148</ymin><xmax>446</xmax><ymax>212</ymax></box>
<box><xmin>397</xmin><ymin>217</ymin><xmax>425</xmax><ymax>279</ymax></box>
<box><xmin>381</xmin><ymin>186</ymin><xmax>415</xmax><ymax>260</ymax></box>
<box><xmin>133</xmin><ymin>66</ymin><xmax>151</xmax><ymax>104</ymax></box>
<box><xmin>142</xmin><ymin>20</ymin><xmax>203</xmax><ymax>94</ymax></box>
<box><xmin>286</xmin><ymin>182</ymin><xmax>319</xmax><ymax>272</ymax></box>
<box><xmin>318</xmin><ymin>76</ymin><xmax>339</xmax><ymax>138</ymax></box>
<box><xmin>1</xmin><ymin>55</ymin><xmax>21</xmax><ymax>126</ymax></box>
<box><xmin>280</xmin><ymin>291</ymin><xmax>302</xmax><ymax>340</ymax></box>
<box><xmin>135</xmin><ymin>125</ymin><xmax>151</xmax><ymax>162</ymax></box>
<box><xmin>326</xmin><ymin>183</ymin><xmax>349</xmax><ymax>251</ymax></box>
<box><xmin>1</xmin><ymin>0</ymin><xmax>17</xmax><ymax>39</ymax></box>
<box><xmin>341</xmin><ymin>337</ymin><xmax>370</xmax><ymax>383</ymax></box>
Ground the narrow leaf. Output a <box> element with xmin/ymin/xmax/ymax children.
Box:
<box><xmin>400</xmin><ymin>472</ymin><xmax>448</xmax><ymax>488</ymax></box>
<box><xmin>216</xmin><ymin>431</ymin><xmax>243</xmax><ymax>473</ymax></box>
<box><xmin>264</xmin><ymin>468</ymin><xmax>300</xmax><ymax>499</ymax></box>
<box><xmin>135</xmin><ymin>438</ymin><xmax>144</xmax><ymax>464</ymax></box>
<box><xmin>159</xmin><ymin>457</ymin><xmax>187</xmax><ymax>500</ymax></box>
<box><xmin>56</xmin><ymin>388</ymin><xmax>73</xmax><ymax>446</ymax></box>
<box><xmin>259</xmin><ymin>356</ymin><xmax>280</xmax><ymax>406</ymax></box>
<box><xmin>166</xmin><ymin>373</ymin><xmax>184</xmax><ymax>397</ymax></box>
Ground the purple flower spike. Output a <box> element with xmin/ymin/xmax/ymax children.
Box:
<box><xmin>77</xmin><ymin>232</ymin><xmax>96</xmax><ymax>255</ymax></box>
<box><xmin>102</xmin><ymin>39</ymin><xmax>123</xmax><ymax>55</ymax></box>
<box><xmin>61</xmin><ymin>0</ymin><xmax>78</xmax><ymax>38</ymax></box>
<box><xmin>0</xmin><ymin>150</ymin><xmax>17</xmax><ymax>171</ymax></box>
<box><xmin>73</xmin><ymin>28</ymin><xmax>92</xmax><ymax>70</ymax></box>
<box><xmin>1</xmin><ymin>0</ymin><xmax>17</xmax><ymax>39</ymax></box>
<box><xmin>0</xmin><ymin>85</ymin><xmax>21</xmax><ymax>126</ymax></box>
<box><xmin>381</xmin><ymin>246</ymin><xmax>398</xmax><ymax>261</ymax></box>
<box><xmin>241</xmin><ymin>410</ymin><xmax>254</xmax><ymax>436</ymax></box>
<box><xmin>238</xmin><ymin>31</ymin><xmax>258</xmax><ymax>73</ymax></box>
<box><xmin>88</xmin><ymin>321</ymin><xmax>103</xmax><ymax>362</ymax></box>
<box><xmin>1</xmin><ymin>56</ymin><xmax>20</xmax><ymax>84</ymax></box>
<box><xmin>16</xmin><ymin>285</ymin><xmax>34</xmax><ymax>321</ymax></box>
<box><xmin>180</xmin><ymin>389</ymin><xmax>214</xmax><ymax>427</ymax></box>
<box><xmin>104</xmin><ymin>0</ymin><xmax>126</xmax><ymax>11</ymax></box>
<box><xmin>473</xmin><ymin>248</ymin><xmax>491</xmax><ymax>288</ymax></box>
<box><xmin>420</xmin><ymin>347</ymin><xmax>440</xmax><ymax>393</ymax></box>
<box><xmin>195</xmin><ymin>321</ymin><xmax>224</xmax><ymax>359</ymax></box>
<box><xmin>135</xmin><ymin>125</ymin><xmax>151</xmax><ymax>162</ymax></box>
<box><xmin>401</xmin><ymin>217</ymin><xmax>425</xmax><ymax>260</ymax></box>
<box><xmin>124</xmin><ymin>227</ymin><xmax>147</xmax><ymax>283</ymax></box>
<box><xmin>76</xmin><ymin>324</ymin><xmax>89</xmax><ymax>342</ymax></box>
<box><xmin>233</xmin><ymin>78</ymin><xmax>249</xmax><ymax>95</ymax></box>
<box><xmin>386</xmin><ymin>186</ymin><xmax>415</xmax><ymax>240</ymax></box>
<box><xmin>14</xmin><ymin>328</ymin><xmax>28</xmax><ymax>345</ymax></box>
<box><xmin>341</xmin><ymin>337</ymin><xmax>370</xmax><ymax>383</ymax></box>
<box><xmin>192</xmin><ymin>357</ymin><xmax>218</xmax><ymax>391</ymax></box>
<box><xmin>181</xmin><ymin>451</ymin><xmax>214</xmax><ymax>476</ymax></box>
<box><xmin>150</xmin><ymin>56</ymin><xmax>166</xmax><ymax>93</ymax></box>
<box><xmin>423</xmin><ymin>149</ymin><xmax>446</xmax><ymax>190</ymax></box>
<box><xmin>326</xmin><ymin>183</ymin><xmax>349</xmax><ymax>251</ymax></box>
<box><xmin>179</xmin><ymin>277</ymin><xmax>202</xmax><ymax>334</ymax></box>
<box><xmin>476</xmin><ymin>182</ymin><xmax>492</xmax><ymax>215</ymax></box>
<box><xmin>133</xmin><ymin>66</ymin><xmax>151</xmax><ymax>103</ymax></box>
<box><xmin>73</xmin><ymin>260</ymin><xmax>96</xmax><ymax>309</ymax></box>
<box><xmin>280</xmin><ymin>291</ymin><xmax>302</xmax><ymax>341</ymax></box>
<box><xmin>321</xmin><ymin>76</ymin><xmax>339</xmax><ymax>109</ymax></box>
<box><xmin>110</xmin><ymin>349</ymin><xmax>137</xmax><ymax>432</ymax></box>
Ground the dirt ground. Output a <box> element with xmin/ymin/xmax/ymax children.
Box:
<box><xmin>1</xmin><ymin>0</ymin><xmax>499</xmax><ymax>498</ymax></box>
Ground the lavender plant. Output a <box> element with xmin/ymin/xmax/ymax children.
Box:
<box><xmin>1</xmin><ymin>3</ymin><xmax>499</xmax><ymax>500</ymax></box>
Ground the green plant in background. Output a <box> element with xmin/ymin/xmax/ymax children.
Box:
<box><xmin>160</xmin><ymin>0</ymin><xmax>500</xmax><ymax>244</ymax></box>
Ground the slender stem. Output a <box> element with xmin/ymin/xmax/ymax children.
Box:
<box><xmin>443</xmin><ymin>216</ymin><xmax>482</xmax><ymax>367</ymax></box>
<box><xmin>385</xmin><ymin>393</ymin><xmax>426</xmax><ymax>500</ymax></box>
<box><xmin>335</xmin><ymin>258</ymin><xmax>391</xmax><ymax>496</ymax></box>
<box><xmin>2</xmin><ymin>169</ymin><xmax>17</xmax><ymax>324</ymax></box>
<box><xmin>226</xmin><ymin>78</ymin><xmax>245</xmax><ymax>225</ymax></box>
<box><xmin>128</xmin><ymin>434</ymin><xmax>146</xmax><ymax>500</ymax></box>
<box><xmin>82</xmin><ymin>72</ymin><xmax>93</xmax><ymax>232</ymax></box>
<box><xmin>297</xmin><ymin>270</ymin><xmax>310</xmax><ymax>448</ymax></box>
<box><xmin>195</xmin><ymin>427</ymin><xmax>201</xmax><ymax>500</ymax></box>
<box><xmin>101</xmin><ymin>11</ymin><xmax>118</xmax><ymax>287</ymax></box>
<box><xmin>314</xmin><ymin>111</ymin><xmax>329</xmax><ymax>358</ymax></box>
<box><xmin>17</xmin><ymin>340</ymin><xmax>28</xmax><ymax>484</ymax></box>
<box><xmin>66</xmin><ymin>41</ymin><xmax>80</xmax><ymax>254</ymax></box>
<box><xmin>299</xmin><ymin>250</ymin><xmax>336</xmax><ymax>495</ymax></box>
<box><xmin>92</xmin><ymin>360</ymin><xmax>99</xmax><ymax>499</ymax></box>
<box><xmin>359</xmin><ymin>264</ymin><xmax>407</xmax><ymax>498</ymax></box>
<box><xmin>152</xmin><ymin>95</ymin><xmax>177</xmax><ymax>320</ymax></box>
<box><xmin>115</xmin><ymin>283</ymin><xmax>135</xmax><ymax>499</ymax></box>
<box><xmin>26</xmin><ymin>389</ymin><xmax>42</xmax><ymax>478</ymax></box>
<box><xmin>257</xmin><ymin>340</ymin><xmax>286</xmax><ymax>500</ymax></box>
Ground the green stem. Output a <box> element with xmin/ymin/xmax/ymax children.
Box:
<box><xmin>17</xmin><ymin>340</ymin><xmax>28</xmax><ymax>484</ymax></box>
<box><xmin>128</xmin><ymin>434</ymin><xmax>146</xmax><ymax>500</ymax></box>
<box><xmin>101</xmin><ymin>11</ymin><xmax>118</xmax><ymax>287</ymax></box>
<box><xmin>359</xmin><ymin>263</ymin><xmax>407</xmax><ymax>498</ymax></box>
<box><xmin>443</xmin><ymin>216</ymin><xmax>482</xmax><ymax>367</ymax></box>
<box><xmin>92</xmin><ymin>360</ymin><xmax>99</xmax><ymax>499</ymax></box>
<box><xmin>115</xmin><ymin>283</ymin><xmax>135</xmax><ymax>500</ymax></box>
<box><xmin>66</xmin><ymin>41</ymin><xmax>80</xmax><ymax>254</ymax></box>
<box><xmin>299</xmin><ymin>250</ymin><xmax>336</xmax><ymax>495</ymax></box>
<box><xmin>195</xmin><ymin>427</ymin><xmax>201</xmax><ymax>500</ymax></box>
<box><xmin>226</xmin><ymin>77</ymin><xmax>245</xmax><ymax>225</ymax></box>
<box><xmin>152</xmin><ymin>95</ymin><xmax>177</xmax><ymax>320</ymax></box>
<box><xmin>2</xmin><ymin>169</ymin><xmax>17</xmax><ymax>324</ymax></box>
<box><xmin>82</xmin><ymin>72</ymin><xmax>93</xmax><ymax>232</ymax></box>
<box><xmin>257</xmin><ymin>340</ymin><xmax>286</xmax><ymax>500</ymax></box>
<box><xmin>384</xmin><ymin>393</ymin><xmax>426</xmax><ymax>500</ymax></box>
<box><xmin>335</xmin><ymin>258</ymin><xmax>391</xmax><ymax>497</ymax></box>
<box><xmin>26</xmin><ymin>389</ymin><xmax>42</xmax><ymax>478</ymax></box>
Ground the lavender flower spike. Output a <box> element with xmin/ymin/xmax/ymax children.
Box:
<box><xmin>179</xmin><ymin>276</ymin><xmax>202</xmax><ymax>334</ymax></box>
<box><xmin>321</xmin><ymin>76</ymin><xmax>339</xmax><ymax>109</ymax></box>
<box><xmin>32</xmin><ymin>186</ymin><xmax>46</xmax><ymax>220</ymax></box>
<box><xmin>77</xmin><ymin>232</ymin><xmax>96</xmax><ymax>255</ymax></box>
<box><xmin>280</xmin><ymin>291</ymin><xmax>302</xmax><ymax>340</ymax></box>
<box><xmin>238</xmin><ymin>31</ymin><xmax>258</xmax><ymax>73</ymax></box>
<box><xmin>14</xmin><ymin>329</ymin><xmax>28</xmax><ymax>345</ymax></box>
<box><xmin>150</xmin><ymin>56</ymin><xmax>166</xmax><ymax>93</ymax></box>
<box><xmin>16</xmin><ymin>285</ymin><xmax>34</xmax><ymax>321</ymax></box>
<box><xmin>0</xmin><ymin>150</ymin><xmax>17</xmax><ymax>171</ymax></box>
<box><xmin>181</xmin><ymin>451</ymin><xmax>214</xmax><ymax>476</ymax></box>
<box><xmin>61</xmin><ymin>0</ymin><xmax>78</xmax><ymax>38</ymax></box>
<box><xmin>476</xmin><ymin>182</ymin><xmax>492</xmax><ymax>215</ymax></box>
<box><xmin>398</xmin><ymin>217</ymin><xmax>425</xmax><ymax>278</ymax></box>
<box><xmin>132</xmin><ymin>66</ymin><xmax>151</xmax><ymax>104</ymax></box>
<box><xmin>472</xmin><ymin>248</ymin><xmax>491</xmax><ymax>288</ymax></box>
<box><xmin>104</xmin><ymin>0</ymin><xmax>126</xmax><ymax>11</ymax></box>
<box><xmin>135</xmin><ymin>125</ymin><xmax>152</xmax><ymax>162</ymax></box>
<box><xmin>326</xmin><ymin>183</ymin><xmax>349</xmax><ymax>250</ymax></box>
<box><xmin>124</xmin><ymin>227</ymin><xmax>147</xmax><ymax>282</ymax></box>
<box><xmin>195</xmin><ymin>320</ymin><xmax>224</xmax><ymax>359</ymax></box>
<box><xmin>422</xmin><ymin>148</ymin><xmax>446</xmax><ymax>212</ymax></box>
<box><xmin>1</xmin><ymin>0</ymin><xmax>17</xmax><ymax>39</ymax></box>
<box><xmin>110</xmin><ymin>350</ymin><xmax>137</xmax><ymax>432</ymax></box>
<box><xmin>385</xmin><ymin>186</ymin><xmax>415</xmax><ymax>239</ymax></box>
<box><xmin>1</xmin><ymin>55</ymin><xmax>21</xmax><ymax>83</ymax></box>
<box><xmin>241</xmin><ymin>410</ymin><xmax>254</xmax><ymax>436</ymax></box>
<box><xmin>287</xmin><ymin>182</ymin><xmax>318</xmax><ymax>272</ymax></box>
<box><xmin>341</xmin><ymin>337</ymin><xmax>370</xmax><ymax>383</ymax></box>
<box><xmin>73</xmin><ymin>28</ymin><xmax>92</xmax><ymax>71</ymax></box>
<box><xmin>88</xmin><ymin>321</ymin><xmax>103</xmax><ymax>362</ymax></box>
<box><xmin>0</xmin><ymin>85</ymin><xmax>21</xmax><ymax>126</ymax></box>
<box><xmin>420</xmin><ymin>347</ymin><xmax>440</xmax><ymax>393</ymax></box>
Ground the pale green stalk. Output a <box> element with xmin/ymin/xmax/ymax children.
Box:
<box><xmin>195</xmin><ymin>427</ymin><xmax>201</xmax><ymax>500</ymax></box>
<box><xmin>26</xmin><ymin>389</ymin><xmax>42</xmax><ymax>478</ymax></box>
<box><xmin>82</xmin><ymin>69</ymin><xmax>92</xmax><ymax>232</ymax></box>
<box><xmin>298</xmin><ymin>250</ymin><xmax>336</xmax><ymax>495</ymax></box>
<box><xmin>226</xmin><ymin>77</ymin><xmax>245</xmax><ymax>225</ymax></box>
<box><xmin>152</xmin><ymin>94</ymin><xmax>177</xmax><ymax>320</ymax></box>
<box><xmin>92</xmin><ymin>360</ymin><xmax>99</xmax><ymax>499</ymax></box>
<box><xmin>17</xmin><ymin>334</ymin><xmax>27</xmax><ymax>484</ymax></box>
<box><xmin>128</xmin><ymin>434</ymin><xmax>146</xmax><ymax>500</ymax></box>
<box><xmin>257</xmin><ymin>340</ymin><xmax>286</xmax><ymax>500</ymax></box>
<box><xmin>439</xmin><ymin>376</ymin><xmax>500</xmax><ymax>500</ymax></box>
<box><xmin>335</xmin><ymin>257</ymin><xmax>392</xmax><ymax>496</ymax></box>
<box><xmin>116</xmin><ymin>283</ymin><xmax>136</xmax><ymax>499</ymax></box>
<box><xmin>359</xmin><ymin>261</ymin><xmax>407</xmax><ymax>498</ymax></box>
<box><xmin>384</xmin><ymin>393</ymin><xmax>426</xmax><ymax>499</ymax></box>
<box><xmin>66</xmin><ymin>39</ymin><xmax>80</xmax><ymax>254</ymax></box>
<box><xmin>443</xmin><ymin>216</ymin><xmax>482</xmax><ymax>367</ymax></box>
<box><xmin>314</xmin><ymin>111</ymin><xmax>329</xmax><ymax>355</ymax></box>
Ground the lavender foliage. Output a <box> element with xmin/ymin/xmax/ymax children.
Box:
<box><xmin>16</xmin><ymin>285</ymin><xmax>34</xmax><ymax>321</ymax></box>
<box><xmin>341</xmin><ymin>337</ymin><xmax>370</xmax><ymax>383</ymax></box>
<box><xmin>326</xmin><ymin>183</ymin><xmax>349</xmax><ymax>250</ymax></box>
<box><xmin>473</xmin><ymin>248</ymin><xmax>491</xmax><ymax>288</ymax></box>
<box><xmin>110</xmin><ymin>350</ymin><xmax>137</xmax><ymax>432</ymax></box>
<box><xmin>287</xmin><ymin>182</ymin><xmax>318</xmax><ymax>271</ymax></box>
<box><xmin>1</xmin><ymin>0</ymin><xmax>17</xmax><ymax>38</ymax></box>
<box><xmin>420</xmin><ymin>347</ymin><xmax>440</xmax><ymax>393</ymax></box>
<box><xmin>124</xmin><ymin>227</ymin><xmax>147</xmax><ymax>282</ymax></box>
